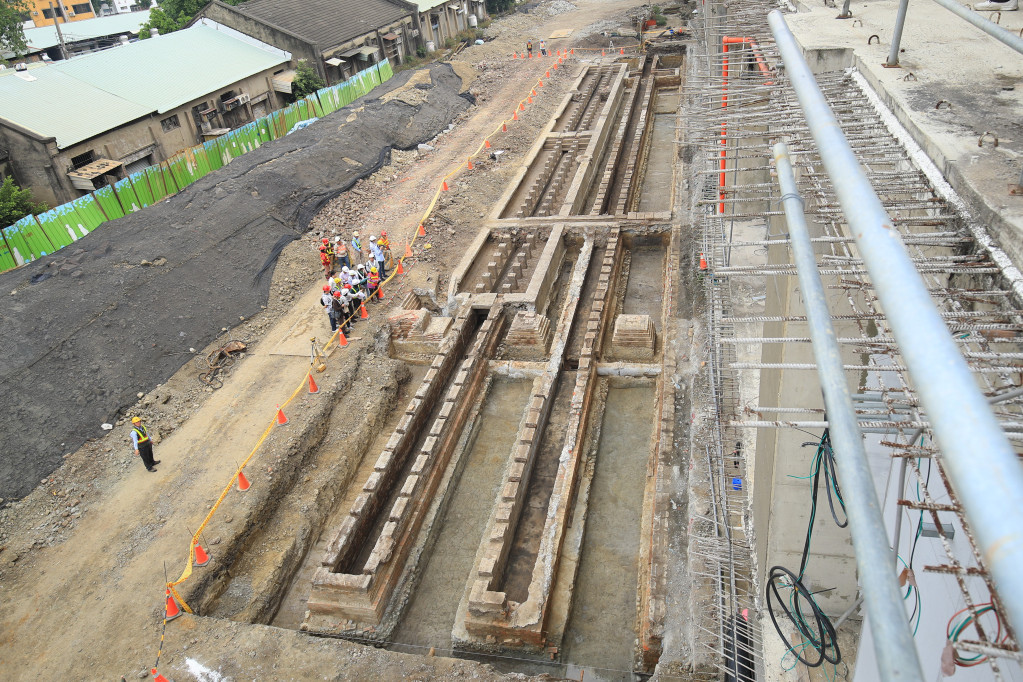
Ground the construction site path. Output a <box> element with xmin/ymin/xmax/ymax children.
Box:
<box><xmin>0</xmin><ymin>1</ymin><xmax>647</xmax><ymax>680</ymax></box>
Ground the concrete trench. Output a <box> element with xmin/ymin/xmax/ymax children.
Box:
<box><xmin>182</xmin><ymin>53</ymin><xmax>688</xmax><ymax>680</ymax></box>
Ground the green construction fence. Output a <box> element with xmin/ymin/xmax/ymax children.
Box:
<box><xmin>0</xmin><ymin>59</ymin><xmax>394</xmax><ymax>272</ymax></box>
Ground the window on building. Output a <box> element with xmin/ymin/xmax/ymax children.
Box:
<box><xmin>72</xmin><ymin>3</ymin><xmax>91</xmax><ymax>13</ymax></box>
<box><xmin>160</xmin><ymin>114</ymin><xmax>181</xmax><ymax>133</ymax></box>
<box><xmin>42</xmin><ymin>8</ymin><xmax>55</xmax><ymax>18</ymax></box>
<box><xmin>69</xmin><ymin>150</ymin><xmax>96</xmax><ymax>170</ymax></box>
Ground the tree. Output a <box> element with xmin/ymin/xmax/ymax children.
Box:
<box><xmin>0</xmin><ymin>176</ymin><xmax>47</xmax><ymax>229</ymax></box>
<box><xmin>139</xmin><ymin>7</ymin><xmax>183</xmax><ymax>38</ymax></box>
<box><xmin>138</xmin><ymin>0</ymin><xmax>205</xmax><ymax>37</ymax></box>
<box><xmin>485</xmin><ymin>0</ymin><xmax>514</xmax><ymax>15</ymax></box>
<box><xmin>1</xmin><ymin>0</ymin><xmax>30</xmax><ymax>58</ymax></box>
<box><xmin>291</xmin><ymin>59</ymin><xmax>324</xmax><ymax>99</ymax></box>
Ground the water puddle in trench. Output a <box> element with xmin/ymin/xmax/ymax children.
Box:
<box><xmin>390</xmin><ymin>377</ymin><xmax>532</xmax><ymax>651</ymax></box>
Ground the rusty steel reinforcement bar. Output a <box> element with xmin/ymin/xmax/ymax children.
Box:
<box><xmin>772</xmin><ymin>141</ymin><xmax>925</xmax><ymax>681</ymax></box>
<box><xmin>772</xmin><ymin>9</ymin><xmax>1023</xmax><ymax>674</ymax></box>
<box><xmin>928</xmin><ymin>0</ymin><xmax>1023</xmax><ymax>56</ymax></box>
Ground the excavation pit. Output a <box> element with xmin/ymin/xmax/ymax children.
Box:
<box><xmin>183</xmin><ymin>45</ymin><xmax>686</xmax><ymax>680</ymax></box>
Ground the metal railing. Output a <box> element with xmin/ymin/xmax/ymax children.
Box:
<box><xmin>773</xmin><ymin>140</ymin><xmax>925</xmax><ymax>681</ymax></box>
<box><xmin>771</xmin><ymin>7</ymin><xmax>1023</xmax><ymax>679</ymax></box>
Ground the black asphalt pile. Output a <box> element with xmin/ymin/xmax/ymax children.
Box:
<box><xmin>0</xmin><ymin>64</ymin><xmax>472</xmax><ymax>500</ymax></box>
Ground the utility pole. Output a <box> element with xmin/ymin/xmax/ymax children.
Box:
<box><xmin>49</xmin><ymin>3</ymin><xmax>70</xmax><ymax>61</ymax></box>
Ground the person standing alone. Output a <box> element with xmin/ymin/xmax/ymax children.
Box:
<box><xmin>131</xmin><ymin>416</ymin><xmax>160</xmax><ymax>472</ymax></box>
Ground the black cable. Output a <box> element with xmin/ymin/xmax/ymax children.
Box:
<box><xmin>766</xmin><ymin>429</ymin><xmax>844</xmax><ymax>667</ymax></box>
<box><xmin>819</xmin><ymin>430</ymin><xmax>848</xmax><ymax>528</ymax></box>
<box><xmin>766</xmin><ymin>566</ymin><xmax>841</xmax><ymax>668</ymax></box>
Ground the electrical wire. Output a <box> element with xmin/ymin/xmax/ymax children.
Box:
<box><xmin>946</xmin><ymin>602</ymin><xmax>1005</xmax><ymax>667</ymax></box>
<box><xmin>767</xmin><ymin>429</ymin><xmax>843</xmax><ymax>668</ymax></box>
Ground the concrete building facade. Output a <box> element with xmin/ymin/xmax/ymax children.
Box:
<box><xmin>413</xmin><ymin>0</ymin><xmax>488</xmax><ymax>51</ymax></box>
<box><xmin>24</xmin><ymin>0</ymin><xmax>96</xmax><ymax>27</ymax></box>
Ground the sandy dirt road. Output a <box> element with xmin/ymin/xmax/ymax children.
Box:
<box><xmin>0</xmin><ymin>1</ymin><xmax>645</xmax><ymax>679</ymax></box>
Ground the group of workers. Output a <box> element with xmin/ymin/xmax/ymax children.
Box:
<box><xmin>318</xmin><ymin>231</ymin><xmax>395</xmax><ymax>335</ymax></box>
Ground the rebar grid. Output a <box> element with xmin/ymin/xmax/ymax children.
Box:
<box><xmin>690</xmin><ymin>0</ymin><xmax>1023</xmax><ymax>677</ymax></box>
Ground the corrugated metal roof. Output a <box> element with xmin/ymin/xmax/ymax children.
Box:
<box><xmin>410</xmin><ymin>0</ymin><xmax>450</xmax><ymax>12</ymax></box>
<box><xmin>0</xmin><ymin>25</ymin><xmax>289</xmax><ymax>148</ymax></box>
<box><xmin>53</xmin><ymin>25</ymin><xmax>289</xmax><ymax>114</ymax></box>
<box><xmin>226</xmin><ymin>0</ymin><xmax>413</xmax><ymax>50</ymax></box>
<box><xmin>0</xmin><ymin>68</ymin><xmax>151</xmax><ymax>148</ymax></box>
<box><xmin>23</xmin><ymin>11</ymin><xmax>150</xmax><ymax>51</ymax></box>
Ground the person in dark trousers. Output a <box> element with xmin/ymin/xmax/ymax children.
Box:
<box><xmin>527</xmin><ymin>39</ymin><xmax>533</xmax><ymax>57</ymax></box>
<box><xmin>131</xmin><ymin>416</ymin><xmax>159</xmax><ymax>472</ymax></box>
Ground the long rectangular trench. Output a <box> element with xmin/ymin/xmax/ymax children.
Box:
<box><xmin>183</xmin><ymin>53</ymin><xmax>686</xmax><ymax>680</ymax></box>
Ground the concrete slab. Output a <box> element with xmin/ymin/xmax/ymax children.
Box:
<box><xmin>786</xmin><ymin>0</ymin><xmax>1023</xmax><ymax>270</ymax></box>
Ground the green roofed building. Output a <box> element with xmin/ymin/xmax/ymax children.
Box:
<box><xmin>0</xmin><ymin>25</ymin><xmax>290</xmax><ymax>207</ymax></box>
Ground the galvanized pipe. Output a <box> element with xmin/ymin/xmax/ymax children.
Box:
<box><xmin>930</xmin><ymin>0</ymin><xmax>1023</xmax><ymax>55</ymax></box>
<box><xmin>773</xmin><ymin>141</ymin><xmax>924</xmax><ymax>681</ymax></box>
<box><xmin>886</xmin><ymin>0</ymin><xmax>912</xmax><ymax>66</ymax></box>
<box><xmin>771</xmin><ymin>9</ymin><xmax>1023</xmax><ymax>674</ymax></box>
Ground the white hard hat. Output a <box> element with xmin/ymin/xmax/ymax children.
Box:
<box><xmin>342</xmin><ymin>266</ymin><xmax>349</xmax><ymax>273</ymax></box>
<box><xmin>369</xmin><ymin>235</ymin><xmax>376</xmax><ymax>241</ymax></box>
<box><xmin>334</xmin><ymin>236</ymin><xmax>341</xmax><ymax>243</ymax></box>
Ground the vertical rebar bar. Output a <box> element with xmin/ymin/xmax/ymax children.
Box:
<box><xmin>771</xmin><ymin>9</ymin><xmax>1023</xmax><ymax>664</ymax></box>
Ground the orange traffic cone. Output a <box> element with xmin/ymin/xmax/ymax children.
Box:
<box><xmin>152</xmin><ymin>669</ymin><xmax>170</xmax><ymax>682</ymax></box>
<box><xmin>442</xmin><ymin>181</ymin><xmax>449</xmax><ymax>191</ymax></box>
<box><xmin>308</xmin><ymin>373</ymin><xmax>319</xmax><ymax>393</ymax></box>
<box><xmin>502</xmin><ymin>122</ymin><xmax>508</xmax><ymax>132</ymax></box>
<box><xmin>417</xmin><ymin>224</ymin><xmax>426</xmax><ymax>237</ymax></box>
<box><xmin>527</xmin><ymin>96</ymin><xmax>533</xmax><ymax>104</ymax></box>
<box><xmin>338</xmin><ymin>330</ymin><xmax>348</xmax><ymax>347</ymax></box>
<box><xmin>485</xmin><ymin>139</ymin><xmax>491</xmax><ymax>148</ymax></box>
<box><xmin>513</xmin><ymin>52</ymin><xmax>518</xmax><ymax>58</ymax></box>
<box><xmin>558</xmin><ymin>57</ymin><xmax>563</xmax><ymax>64</ymax></box>
<box><xmin>193</xmin><ymin>540</ymin><xmax>211</xmax><ymax>567</ymax></box>
<box><xmin>620</xmin><ymin>47</ymin><xmax>625</xmax><ymax>55</ymax></box>
<box><xmin>237</xmin><ymin>470</ymin><xmax>250</xmax><ymax>492</ymax></box>
<box><xmin>405</xmin><ymin>242</ymin><xmax>414</xmax><ymax>257</ymax></box>
<box><xmin>602</xmin><ymin>50</ymin><xmax>606</xmax><ymax>56</ymax></box>
<box><xmin>538</xmin><ymin>79</ymin><xmax>544</xmax><ymax>87</ymax></box>
<box><xmin>467</xmin><ymin>157</ymin><xmax>473</xmax><ymax>170</ymax></box>
<box><xmin>276</xmin><ymin>405</ymin><xmax>288</xmax><ymax>425</ymax></box>
<box><xmin>545</xmin><ymin>70</ymin><xmax>550</xmax><ymax>78</ymax></box>
<box><xmin>376</xmin><ymin>285</ymin><xmax>385</xmax><ymax>301</ymax></box>
<box><xmin>528</xmin><ymin>52</ymin><xmax>533</xmax><ymax>59</ymax></box>
<box><xmin>513</xmin><ymin>110</ymin><xmax>519</xmax><ymax>121</ymax></box>
<box><xmin>519</xmin><ymin>102</ymin><xmax>525</xmax><ymax>111</ymax></box>
<box><xmin>360</xmin><ymin>302</ymin><xmax>369</xmax><ymax>319</ymax></box>
<box><xmin>397</xmin><ymin>259</ymin><xmax>405</xmax><ymax>275</ymax></box>
<box><xmin>165</xmin><ymin>590</ymin><xmax>182</xmax><ymax>621</ymax></box>
<box><xmin>699</xmin><ymin>253</ymin><xmax>708</xmax><ymax>270</ymax></box>
<box><xmin>570</xmin><ymin>48</ymin><xmax>574</xmax><ymax>55</ymax></box>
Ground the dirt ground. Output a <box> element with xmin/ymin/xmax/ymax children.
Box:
<box><xmin>0</xmin><ymin>1</ymin><xmax>654</xmax><ymax>680</ymax></box>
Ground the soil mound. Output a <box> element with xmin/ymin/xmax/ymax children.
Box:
<box><xmin>0</xmin><ymin>64</ymin><xmax>472</xmax><ymax>500</ymax></box>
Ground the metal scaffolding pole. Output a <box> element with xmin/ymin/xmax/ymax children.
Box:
<box><xmin>770</xmin><ymin>9</ymin><xmax>1023</xmax><ymax>674</ymax></box>
<box><xmin>929</xmin><ymin>0</ymin><xmax>1023</xmax><ymax>56</ymax></box>
<box><xmin>773</xmin><ymin>141</ymin><xmax>924</xmax><ymax>681</ymax></box>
